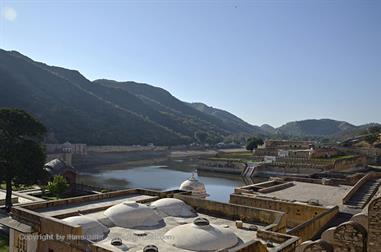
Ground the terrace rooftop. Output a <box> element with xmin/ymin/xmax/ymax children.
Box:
<box><xmin>4</xmin><ymin>188</ymin><xmax>298</xmax><ymax>252</ymax></box>
<box><xmin>90</xmin><ymin>211</ymin><xmax>265</xmax><ymax>252</ymax></box>
<box><xmin>256</xmin><ymin>181</ymin><xmax>351</xmax><ymax>207</ymax></box>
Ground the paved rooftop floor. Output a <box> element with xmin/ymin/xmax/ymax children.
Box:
<box><xmin>258</xmin><ymin>181</ymin><xmax>352</xmax><ymax>207</ymax></box>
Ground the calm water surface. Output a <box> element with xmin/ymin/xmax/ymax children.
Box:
<box><xmin>79</xmin><ymin>165</ymin><xmax>262</xmax><ymax>202</ymax></box>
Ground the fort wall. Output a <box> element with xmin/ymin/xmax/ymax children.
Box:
<box><xmin>86</xmin><ymin>145</ymin><xmax>168</xmax><ymax>153</ymax></box>
<box><xmin>288</xmin><ymin>206</ymin><xmax>339</xmax><ymax>241</ymax></box>
<box><xmin>229</xmin><ymin>193</ymin><xmax>339</xmax><ymax>241</ymax></box>
<box><xmin>198</xmin><ymin>158</ymin><xmax>246</xmax><ymax>174</ymax></box>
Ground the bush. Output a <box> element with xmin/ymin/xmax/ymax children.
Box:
<box><xmin>47</xmin><ymin>176</ymin><xmax>69</xmax><ymax>198</ymax></box>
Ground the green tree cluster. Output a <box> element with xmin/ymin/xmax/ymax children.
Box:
<box><xmin>0</xmin><ymin>108</ymin><xmax>47</xmax><ymax>211</ymax></box>
<box><xmin>246</xmin><ymin>137</ymin><xmax>264</xmax><ymax>151</ymax></box>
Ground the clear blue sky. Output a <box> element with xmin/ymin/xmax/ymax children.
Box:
<box><xmin>1</xmin><ymin>0</ymin><xmax>380</xmax><ymax>127</ymax></box>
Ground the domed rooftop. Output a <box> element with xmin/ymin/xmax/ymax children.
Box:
<box><xmin>179</xmin><ymin>171</ymin><xmax>207</xmax><ymax>197</ymax></box>
<box><xmin>44</xmin><ymin>158</ymin><xmax>74</xmax><ymax>175</ymax></box>
<box><xmin>62</xmin><ymin>141</ymin><xmax>72</xmax><ymax>148</ymax></box>
<box><xmin>104</xmin><ymin>201</ymin><xmax>163</xmax><ymax>228</ymax></box>
<box><xmin>62</xmin><ymin>215</ymin><xmax>109</xmax><ymax>241</ymax></box>
<box><xmin>150</xmin><ymin>198</ymin><xmax>196</xmax><ymax>217</ymax></box>
<box><xmin>163</xmin><ymin>217</ymin><xmax>239</xmax><ymax>251</ymax></box>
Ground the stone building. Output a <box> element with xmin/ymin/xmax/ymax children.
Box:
<box><xmin>44</xmin><ymin>158</ymin><xmax>77</xmax><ymax>193</ymax></box>
<box><xmin>44</xmin><ymin>142</ymin><xmax>79</xmax><ymax>193</ymax></box>
<box><xmin>0</xmin><ymin>189</ymin><xmax>300</xmax><ymax>252</ymax></box>
<box><xmin>230</xmin><ymin>177</ymin><xmax>381</xmax><ymax>251</ymax></box>
<box><xmin>46</xmin><ymin>141</ymin><xmax>87</xmax><ymax>164</ymax></box>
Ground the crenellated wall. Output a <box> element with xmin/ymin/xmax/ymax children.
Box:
<box><xmin>86</xmin><ymin>145</ymin><xmax>168</xmax><ymax>153</ymax></box>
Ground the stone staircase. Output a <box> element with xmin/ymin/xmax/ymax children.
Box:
<box><xmin>345</xmin><ymin>178</ymin><xmax>381</xmax><ymax>208</ymax></box>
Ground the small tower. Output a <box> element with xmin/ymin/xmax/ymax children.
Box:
<box><xmin>179</xmin><ymin>170</ymin><xmax>208</xmax><ymax>198</ymax></box>
<box><xmin>62</xmin><ymin>141</ymin><xmax>72</xmax><ymax>166</ymax></box>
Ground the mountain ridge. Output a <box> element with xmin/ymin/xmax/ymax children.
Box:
<box><xmin>0</xmin><ymin>49</ymin><xmax>379</xmax><ymax>144</ymax></box>
<box><xmin>0</xmin><ymin>49</ymin><xmax>261</xmax><ymax>145</ymax></box>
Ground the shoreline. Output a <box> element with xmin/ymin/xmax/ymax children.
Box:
<box><xmin>73</xmin><ymin>149</ymin><xmax>219</xmax><ymax>172</ymax></box>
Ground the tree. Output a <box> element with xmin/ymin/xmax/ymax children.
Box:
<box><xmin>47</xmin><ymin>175</ymin><xmax>69</xmax><ymax>198</ymax></box>
<box><xmin>194</xmin><ymin>131</ymin><xmax>208</xmax><ymax>144</ymax></box>
<box><xmin>0</xmin><ymin>108</ymin><xmax>46</xmax><ymax>211</ymax></box>
<box><xmin>246</xmin><ymin>137</ymin><xmax>264</xmax><ymax>151</ymax></box>
<box><xmin>368</xmin><ymin>125</ymin><xmax>381</xmax><ymax>134</ymax></box>
<box><xmin>365</xmin><ymin>134</ymin><xmax>378</xmax><ymax>145</ymax></box>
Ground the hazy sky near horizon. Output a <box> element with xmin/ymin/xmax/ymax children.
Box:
<box><xmin>1</xmin><ymin>0</ymin><xmax>380</xmax><ymax>127</ymax></box>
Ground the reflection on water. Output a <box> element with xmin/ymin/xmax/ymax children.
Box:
<box><xmin>79</xmin><ymin>165</ymin><xmax>264</xmax><ymax>202</ymax></box>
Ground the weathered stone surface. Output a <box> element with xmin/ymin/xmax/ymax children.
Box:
<box><xmin>321</xmin><ymin>227</ymin><xmax>335</xmax><ymax>244</ymax></box>
<box><xmin>332</xmin><ymin>221</ymin><xmax>367</xmax><ymax>252</ymax></box>
<box><xmin>351</xmin><ymin>213</ymin><xmax>368</xmax><ymax>231</ymax></box>
<box><xmin>303</xmin><ymin>240</ymin><xmax>334</xmax><ymax>252</ymax></box>
<box><xmin>368</xmin><ymin>197</ymin><xmax>381</xmax><ymax>252</ymax></box>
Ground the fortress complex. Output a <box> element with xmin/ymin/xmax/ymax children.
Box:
<box><xmin>198</xmin><ymin>140</ymin><xmax>368</xmax><ymax>177</ymax></box>
<box><xmin>2</xmin><ymin>173</ymin><xmax>380</xmax><ymax>252</ymax></box>
<box><xmin>0</xmin><ymin>189</ymin><xmax>299</xmax><ymax>252</ymax></box>
<box><xmin>247</xmin><ymin>140</ymin><xmax>368</xmax><ymax>177</ymax></box>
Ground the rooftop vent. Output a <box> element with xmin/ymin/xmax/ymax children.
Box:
<box><xmin>176</xmin><ymin>219</ymin><xmax>188</xmax><ymax>225</ymax></box>
<box><xmin>111</xmin><ymin>237</ymin><xmax>122</xmax><ymax>246</ymax></box>
<box><xmin>134</xmin><ymin>231</ymin><xmax>147</xmax><ymax>236</ymax></box>
<box><xmin>123</xmin><ymin>201</ymin><xmax>138</xmax><ymax>207</ymax></box>
<box><xmin>193</xmin><ymin>217</ymin><xmax>210</xmax><ymax>226</ymax></box>
<box><xmin>266</xmin><ymin>241</ymin><xmax>275</xmax><ymax>248</ymax></box>
<box><xmin>143</xmin><ymin>245</ymin><xmax>158</xmax><ymax>252</ymax></box>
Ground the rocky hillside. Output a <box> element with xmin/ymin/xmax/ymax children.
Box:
<box><xmin>0</xmin><ymin>49</ymin><xmax>378</xmax><ymax>145</ymax></box>
<box><xmin>187</xmin><ymin>102</ymin><xmax>265</xmax><ymax>134</ymax></box>
<box><xmin>276</xmin><ymin>119</ymin><xmax>358</xmax><ymax>137</ymax></box>
<box><xmin>0</xmin><ymin>49</ymin><xmax>260</xmax><ymax>145</ymax></box>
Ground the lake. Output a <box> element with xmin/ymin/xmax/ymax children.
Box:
<box><xmin>78</xmin><ymin>164</ymin><xmax>262</xmax><ymax>202</ymax></box>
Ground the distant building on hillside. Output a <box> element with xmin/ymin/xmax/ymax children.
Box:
<box><xmin>45</xmin><ymin>141</ymin><xmax>87</xmax><ymax>164</ymax></box>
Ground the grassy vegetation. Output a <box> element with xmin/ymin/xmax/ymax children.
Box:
<box><xmin>315</xmin><ymin>155</ymin><xmax>355</xmax><ymax>161</ymax></box>
<box><xmin>204</xmin><ymin>151</ymin><xmax>256</xmax><ymax>163</ymax></box>
<box><xmin>0</xmin><ymin>183</ymin><xmax>35</xmax><ymax>191</ymax></box>
<box><xmin>0</xmin><ymin>236</ymin><xmax>8</xmax><ymax>252</ymax></box>
<box><xmin>215</xmin><ymin>151</ymin><xmax>253</xmax><ymax>160</ymax></box>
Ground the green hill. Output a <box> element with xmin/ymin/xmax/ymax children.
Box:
<box><xmin>0</xmin><ymin>49</ymin><xmax>260</xmax><ymax>145</ymax></box>
<box><xmin>187</xmin><ymin>102</ymin><xmax>265</xmax><ymax>134</ymax></box>
<box><xmin>276</xmin><ymin>119</ymin><xmax>357</xmax><ymax>137</ymax></box>
<box><xmin>1</xmin><ymin>49</ymin><xmax>377</xmax><ymax>145</ymax></box>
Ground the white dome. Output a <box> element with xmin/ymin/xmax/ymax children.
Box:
<box><xmin>104</xmin><ymin>201</ymin><xmax>162</xmax><ymax>228</ymax></box>
<box><xmin>163</xmin><ymin>217</ymin><xmax>239</xmax><ymax>251</ymax></box>
<box><xmin>179</xmin><ymin>174</ymin><xmax>207</xmax><ymax>197</ymax></box>
<box><xmin>150</xmin><ymin>198</ymin><xmax>196</xmax><ymax>217</ymax></box>
<box><xmin>63</xmin><ymin>215</ymin><xmax>109</xmax><ymax>241</ymax></box>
